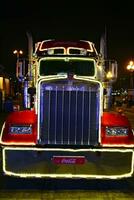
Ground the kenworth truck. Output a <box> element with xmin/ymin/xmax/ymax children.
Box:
<box><xmin>0</xmin><ymin>39</ymin><xmax>134</xmax><ymax>179</ymax></box>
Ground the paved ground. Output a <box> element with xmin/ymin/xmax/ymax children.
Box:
<box><xmin>0</xmin><ymin>176</ymin><xmax>134</xmax><ymax>200</ymax></box>
<box><xmin>0</xmin><ymin>190</ymin><xmax>134</xmax><ymax>200</ymax></box>
<box><xmin>0</xmin><ymin>178</ymin><xmax>134</xmax><ymax>200</ymax></box>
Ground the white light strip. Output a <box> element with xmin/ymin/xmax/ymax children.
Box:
<box><xmin>0</xmin><ymin>122</ymin><xmax>5</xmax><ymax>144</ymax></box>
<box><xmin>34</xmin><ymin>42</ymin><xmax>41</xmax><ymax>54</ymax></box>
<box><xmin>39</xmin><ymin>40</ymin><xmax>96</xmax><ymax>53</ymax></box>
<box><xmin>3</xmin><ymin>147</ymin><xmax>133</xmax><ymax>152</ymax></box>
<box><xmin>38</xmin><ymin>56</ymin><xmax>96</xmax><ymax>77</ymax></box>
<box><xmin>103</xmin><ymin>144</ymin><xmax>134</xmax><ymax>148</ymax></box>
<box><xmin>80</xmin><ymin>40</ymin><xmax>95</xmax><ymax>53</ymax></box>
<box><xmin>1</xmin><ymin>142</ymin><xmax>35</xmax><ymax>146</ymax></box>
<box><xmin>3</xmin><ymin>147</ymin><xmax>134</xmax><ymax>179</ymax></box>
<box><xmin>39</xmin><ymin>40</ymin><xmax>53</xmax><ymax>51</ymax></box>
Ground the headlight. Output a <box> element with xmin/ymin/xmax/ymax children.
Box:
<box><xmin>106</xmin><ymin>127</ymin><xmax>128</xmax><ymax>136</ymax></box>
<box><xmin>9</xmin><ymin>125</ymin><xmax>32</xmax><ymax>134</ymax></box>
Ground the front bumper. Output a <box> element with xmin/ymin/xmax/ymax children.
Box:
<box><xmin>2</xmin><ymin>147</ymin><xmax>134</xmax><ymax>179</ymax></box>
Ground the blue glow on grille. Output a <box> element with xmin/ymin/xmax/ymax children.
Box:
<box><xmin>39</xmin><ymin>81</ymin><xmax>100</xmax><ymax>145</ymax></box>
<box><xmin>44</xmin><ymin>84</ymin><xmax>90</xmax><ymax>91</ymax></box>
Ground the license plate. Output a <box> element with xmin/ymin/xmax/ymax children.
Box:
<box><xmin>52</xmin><ymin>156</ymin><xmax>86</xmax><ymax>165</ymax></box>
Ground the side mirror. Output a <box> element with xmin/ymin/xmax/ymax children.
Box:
<box><xmin>103</xmin><ymin>88</ymin><xmax>107</xmax><ymax>95</ymax></box>
<box><xmin>28</xmin><ymin>87</ymin><xmax>36</xmax><ymax>95</ymax></box>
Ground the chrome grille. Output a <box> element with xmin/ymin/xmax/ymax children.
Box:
<box><xmin>39</xmin><ymin>81</ymin><xmax>100</xmax><ymax>146</ymax></box>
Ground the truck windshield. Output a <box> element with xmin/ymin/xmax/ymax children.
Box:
<box><xmin>39</xmin><ymin>58</ymin><xmax>95</xmax><ymax>76</ymax></box>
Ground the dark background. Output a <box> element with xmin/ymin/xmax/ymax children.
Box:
<box><xmin>0</xmin><ymin>0</ymin><xmax>134</xmax><ymax>87</ymax></box>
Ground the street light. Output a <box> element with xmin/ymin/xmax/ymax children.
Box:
<box><xmin>13</xmin><ymin>50</ymin><xmax>23</xmax><ymax>77</ymax></box>
<box><xmin>126</xmin><ymin>60</ymin><xmax>134</xmax><ymax>88</ymax></box>
<box><xmin>106</xmin><ymin>71</ymin><xmax>113</xmax><ymax>80</ymax></box>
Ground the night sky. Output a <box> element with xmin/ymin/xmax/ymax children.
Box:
<box><xmin>0</xmin><ymin>1</ymin><xmax>134</xmax><ymax>82</ymax></box>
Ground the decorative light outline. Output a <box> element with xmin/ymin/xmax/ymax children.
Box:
<box><xmin>37</xmin><ymin>66</ymin><xmax>102</xmax><ymax>143</ymax></box>
<box><xmin>34</xmin><ymin>42</ymin><xmax>42</xmax><ymax>54</ymax></box>
<box><xmin>80</xmin><ymin>40</ymin><xmax>98</xmax><ymax>55</ymax></box>
<box><xmin>39</xmin><ymin>46</ymin><xmax>65</xmax><ymax>53</ymax></box>
<box><xmin>102</xmin><ymin>144</ymin><xmax>134</xmax><ymax>147</ymax></box>
<box><xmin>38</xmin><ymin>39</ymin><xmax>54</xmax><ymax>51</ymax></box>
<box><xmin>67</xmin><ymin>47</ymin><xmax>93</xmax><ymax>55</ymax></box>
<box><xmin>39</xmin><ymin>40</ymin><xmax>95</xmax><ymax>53</ymax></box>
<box><xmin>38</xmin><ymin>57</ymin><xmax>97</xmax><ymax>79</ymax></box>
<box><xmin>2</xmin><ymin>147</ymin><xmax>134</xmax><ymax>179</ymax></box>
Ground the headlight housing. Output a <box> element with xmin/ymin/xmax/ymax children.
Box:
<box><xmin>9</xmin><ymin>125</ymin><xmax>32</xmax><ymax>134</ymax></box>
<box><xmin>106</xmin><ymin>126</ymin><xmax>128</xmax><ymax>136</ymax></box>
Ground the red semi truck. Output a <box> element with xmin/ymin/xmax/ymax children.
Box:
<box><xmin>0</xmin><ymin>39</ymin><xmax>134</xmax><ymax>179</ymax></box>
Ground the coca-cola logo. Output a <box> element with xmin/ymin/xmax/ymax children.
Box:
<box><xmin>61</xmin><ymin>158</ymin><xmax>76</xmax><ymax>164</ymax></box>
<box><xmin>52</xmin><ymin>156</ymin><xmax>85</xmax><ymax>165</ymax></box>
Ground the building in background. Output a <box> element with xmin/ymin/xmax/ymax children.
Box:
<box><xmin>0</xmin><ymin>64</ymin><xmax>12</xmax><ymax>111</ymax></box>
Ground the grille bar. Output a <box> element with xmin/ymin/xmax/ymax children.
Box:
<box><xmin>88</xmin><ymin>88</ymin><xmax>91</xmax><ymax>145</ymax></box>
<box><xmin>75</xmin><ymin>90</ymin><xmax>78</xmax><ymax>145</ymax></box>
<box><xmin>40</xmin><ymin>83</ymin><xmax>99</xmax><ymax>146</ymax></box>
<box><xmin>54</xmin><ymin>86</ymin><xmax>58</xmax><ymax>144</ymax></box>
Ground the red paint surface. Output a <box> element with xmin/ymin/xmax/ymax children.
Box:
<box><xmin>1</xmin><ymin>110</ymin><xmax>37</xmax><ymax>145</ymax></box>
<box><xmin>101</xmin><ymin>112</ymin><xmax>134</xmax><ymax>145</ymax></box>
